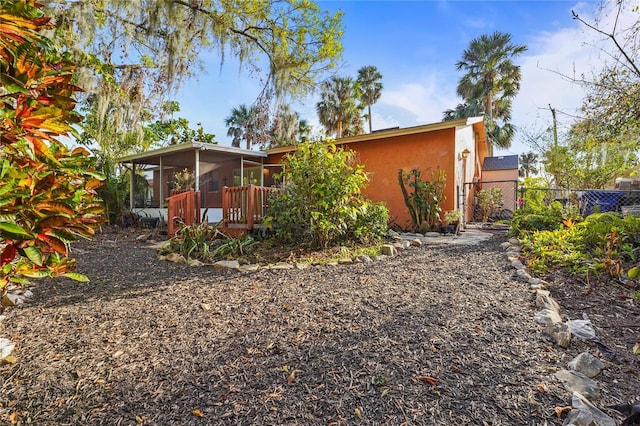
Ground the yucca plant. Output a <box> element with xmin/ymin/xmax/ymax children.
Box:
<box><xmin>0</xmin><ymin>0</ymin><xmax>104</xmax><ymax>297</ymax></box>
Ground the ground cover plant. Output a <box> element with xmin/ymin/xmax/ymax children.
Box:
<box><xmin>511</xmin><ymin>195</ymin><xmax>640</xmax><ymax>292</ymax></box>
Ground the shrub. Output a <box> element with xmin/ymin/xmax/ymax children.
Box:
<box><xmin>0</xmin><ymin>1</ymin><xmax>104</xmax><ymax>295</ymax></box>
<box><xmin>520</xmin><ymin>211</ymin><xmax>640</xmax><ymax>282</ymax></box>
<box><xmin>477</xmin><ymin>187</ymin><xmax>503</xmax><ymax>222</ymax></box>
<box><xmin>268</xmin><ymin>142</ymin><xmax>388</xmax><ymax>248</ymax></box>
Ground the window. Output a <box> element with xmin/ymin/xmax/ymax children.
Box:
<box><xmin>208</xmin><ymin>172</ymin><xmax>219</xmax><ymax>192</ymax></box>
<box><xmin>233</xmin><ymin>166</ymin><xmax>261</xmax><ymax>186</ymax></box>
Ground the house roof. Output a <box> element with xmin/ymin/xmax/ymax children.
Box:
<box><xmin>118</xmin><ymin>142</ymin><xmax>267</xmax><ymax>167</ymax></box>
<box><xmin>482</xmin><ymin>155</ymin><xmax>519</xmax><ymax>171</ymax></box>
<box><xmin>266</xmin><ymin>116</ymin><xmax>485</xmax><ymax>155</ymax></box>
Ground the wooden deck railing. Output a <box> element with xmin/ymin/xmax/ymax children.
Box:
<box><xmin>166</xmin><ymin>189</ymin><xmax>201</xmax><ymax>235</ymax></box>
<box><xmin>222</xmin><ymin>185</ymin><xmax>280</xmax><ymax>230</ymax></box>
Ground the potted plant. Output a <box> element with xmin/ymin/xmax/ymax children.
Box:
<box><xmin>441</xmin><ymin>210</ymin><xmax>461</xmax><ymax>234</ymax></box>
<box><xmin>171</xmin><ymin>168</ymin><xmax>195</xmax><ymax>194</ymax></box>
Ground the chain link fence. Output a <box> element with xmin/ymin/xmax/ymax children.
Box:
<box><xmin>461</xmin><ymin>182</ymin><xmax>640</xmax><ymax>224</ymax></box>
<box><xmin>462</xmin><ymin>180</ymin><xmax>518</xmax><ymax>223</ymax></box>
<box><xmin>519</xmin><ymin>187</ymin><xmax>640</xmax><ymax>216</ymax></box>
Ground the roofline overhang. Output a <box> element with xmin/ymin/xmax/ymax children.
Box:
<box><xmin>118</xmin><ymin>142</ymin><xmax>268</xmax><ymax>164</ymax></box>
<box><xmin>266</xmin><ymin>116</ymin><xmax>484</xmax><ymax>155</ymax></box>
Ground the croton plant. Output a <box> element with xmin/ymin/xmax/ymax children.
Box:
<box><xmin>0</xmin><ymin>0</ymin><xmax>104</xmax><ymax>301</ymax></box>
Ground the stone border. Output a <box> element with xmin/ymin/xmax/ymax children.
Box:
<box><xmin>501</xmin><ymin>238</ymin><xmax>618</xmax><ymax>426</ymax></box>
<box><xmin>148</xmin><ymin>229</ymin><xmax>493</xmax><ymax>271</ymax></box>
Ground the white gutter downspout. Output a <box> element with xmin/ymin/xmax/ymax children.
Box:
<box><xmin>129</xmin><ymin>163</ymin><xmax>135</xmax><ymax>210</ymax></box>
<box><xmin>240</xmin><ymin>155</ymin><xmax>244</xmax><ymax>186</ymax></box>
<box><xmin>195</xmin><ymin>148</ymin><xmax>201</xmax><ymax>191</ymax></box>
<box><xmin>159</xmin><ymin>156</ymin><xmax>164</xmax><ymax>207</ymax></box>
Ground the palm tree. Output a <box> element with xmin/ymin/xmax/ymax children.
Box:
<box><xmin>450</xmin><ymin>31</ymin><xmax>527</xmax><ymax>154</ymax></box>
<box><xmin>442</xmin><ymin>99</ymin><xmax>483</xmax><ymax>121</ymax></box>
<box><xmin>519</xmin><ymin>151</ymin><xmax>539</xmax><ymax>178</ymax></box>
<box><xmin>356</xmin><ymin>65</ymin><xmax>383</xmax><ymax>133</ymax></box>
<box><xmin>297</xmin><ymin>117</ymin><xmax>312</xmax><ymax>143</ymax></box>
<box><xmin>316</xmin><ymin>76</ymin><xmax>363</xmax><ymax>138</ymax></box>
<box><xmin>224</xmin><ymin>104</ymin><xmax>257</xmax><ymax>149</ymax></box>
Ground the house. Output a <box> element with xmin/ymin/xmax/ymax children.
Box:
<box><xmin>267</xmin><ymin>117</ymin><xmax>487</xmax><ymax>228</ymax></box>
<box><xmin>118</xmin><ymin>117</ymin><xmax>489</xmax><ymax>232</ymax></box>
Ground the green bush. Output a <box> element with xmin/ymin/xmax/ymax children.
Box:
<box><xmin>350</xmin><ymin>200</ymin><xmax>389</xmax><ymax>244</ymax></box>
<box><xmin>477</xmin><ymin>187</ymin><xmax>503</xmax><ymax>222</ymax></box>
<box><xmin>268</xmin><ymin>142</ymin><xmax>389</xmax><ymax>248</ymax></box>
<box><xmin>520</xmin><ymin>211</ymin><xmax>640</xmax><ymax>281</ymax></box>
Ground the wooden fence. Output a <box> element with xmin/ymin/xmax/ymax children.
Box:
<box><xmin>166</xmin><ymin>190</ymin><xmax>201</xmax><ymax>236</ymax></box>
<box><xmin>222</xmin><ymin>185</ymin><xmax>280</xmax><ymax>230</ymax></box>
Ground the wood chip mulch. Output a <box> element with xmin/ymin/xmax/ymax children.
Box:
<box><xmin>0</xmin><ymin>227</ymin><xmax>638</xmax><ymax>425</ymax></box>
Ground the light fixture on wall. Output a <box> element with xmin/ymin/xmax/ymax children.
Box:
<box><xmin>459</xmin><ymin>149</ymin><xmax>471</xmax><ymax>161</ymax></box>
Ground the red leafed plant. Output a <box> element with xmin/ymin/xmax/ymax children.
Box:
<box><xmin>0</xmin><ymin>0</ymin><xmax>104</xmax><ymax>298</ymax></box>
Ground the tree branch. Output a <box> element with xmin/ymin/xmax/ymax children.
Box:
<box><xmin>572</xmin><ymin>8</ymin><xmax>640</xmax><ymax>78</ymax></box>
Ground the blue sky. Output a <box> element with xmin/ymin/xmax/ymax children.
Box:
<box><xmin>175</xmin><ymin>1</ymin><xmax>612</xmax><ymax>155</ymax></box>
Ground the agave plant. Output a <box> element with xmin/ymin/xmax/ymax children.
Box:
<box><xmin>0</xmin><ymin>0</ymin><xmax>104</xmax><ymax>296</ymax></box>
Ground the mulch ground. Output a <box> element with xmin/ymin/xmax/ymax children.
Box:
<box><xmin>0</xmin><ymin>226</ymin><xmax>638</xmax><ymax>425</ymax></box>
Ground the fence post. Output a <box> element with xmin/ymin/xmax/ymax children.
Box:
<box><xmin>247</xmin><ymin>185</ymin><xmax>255</xmax><ymax>229</ymax></box>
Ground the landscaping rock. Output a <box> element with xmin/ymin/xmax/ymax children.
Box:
<box><xmin>508</xmin><ymin>238</ymin><xmax>519</xmax><ymax>245</ymax></box>
<box><xmin>213</xmin><ymin>260</ymin><xmax>240</xmax><ymax>270</ymax></box>
<box><xmin>410</xmin><ymin>238</ymin><xmax>422</xmax><ymax>247</ymax></box>
<box><xmin>565</xmin><ymin>392</ymin><xmax>616</xmax><ymax>426</ymax></box>
<box><xmin>535</xmin><ymin>309</ymin><xmax>562</xmax><ymax>326</ymax></box>
<box><xmin>271</xmin><ymin>263</ymin><xmax>294</xmax><ymax>270</ymax></box>
<box><xmin>554</xmin><ymin>370</ymin><xmax>600</xmax><ymax>400</ymax></box>
<box><xmin>381</xmin><ymin>244</ymin><xmax>397</xmax><ymax>256</ymax></box>
<box><xmin>515</xmin><ymin>269</ymin><xmax>531</xmax><ymax>281</ymax></box>
<box><xmin>546</xmin><ymin>322</ymin><xmax>572</xmax><ymax>348</ymax></box>
<box><xmin>500</xmin><ymin>241</ymin><xmax>511</xmax><ymax>249</ymax></box>
<box><xmin>239</xmin><ymin>264</ymin><xmax>260</xmax><ymax>272</ymax></box>
<box><xmin>0</xmin><ymin>337</ymin><xmax>15</xmax><ymax>360</ymax></box>
<box><xmin>355</xmin><ymin>254</ymin><xmax>373</xmax><ymax>263</ymax></box>
<box><xmin>567</xmin><ymin>318</ymin><xmax>597</xmax><ymax>341</ymax></box>
<box><xmin>536</xmin><ymin>293</ymin><xmax>561</xmax><ymax>312</ymax></box>
<box><xmin>165</xmin><ymin>252</ymin><xmax>186</xmax><ymax>263</ymax></box>
<box><xmin>2</xmin><ymin>292</ymin><xmax>23</xmax><ymax>307</ymax></box>
<box><xmin>529</xmin><ymin>277</ymin><xmax>542</xmax><ymax>286</ymax></box>
<box><xmin>425</xmin><ymin>232</ymin><xmax>440</xmax><ymax>237</ymax></box>
<box><xmin>530</xmin><ymin>282</ymin><xmax>546</xmax><ymax>290</ymax></box>
<box><xmin>511</xmin><ymin>259</ymin><xmax>525</xmax><ymax>269</ymax></box>
<box><xmin>295</xmin><ymin>263</ymin><xmax>310</xmax><ymax>270</ymax></box>
<box><xmin>568</xmin><ymin>353</ymin><xmax>604</xmax><ymax>378</ymax></box>
<box><xmin>338</xmin><ymin>258</ymin><xmax>353</xmax><ymax>265</ymax></box>
<box><xmin>188</xmin><ymin>259</ymin><xmax>204</xmax><ymax>267</ymax></box>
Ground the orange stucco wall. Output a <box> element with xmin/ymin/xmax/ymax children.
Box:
<box><xmin>267</xmin><ymin>128</ymin><xmax>458</xmax><ymax>229</ymax></box>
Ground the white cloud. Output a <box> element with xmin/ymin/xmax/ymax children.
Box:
<box><xmin>379</xmin><ymin>73</ymin><xmax>460</xmax><ymax>125</ymax></box>
<box><xmin>507</xmin><ymin>1</ymin><xmax>637</xmax><ymax>154</ymax></box>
